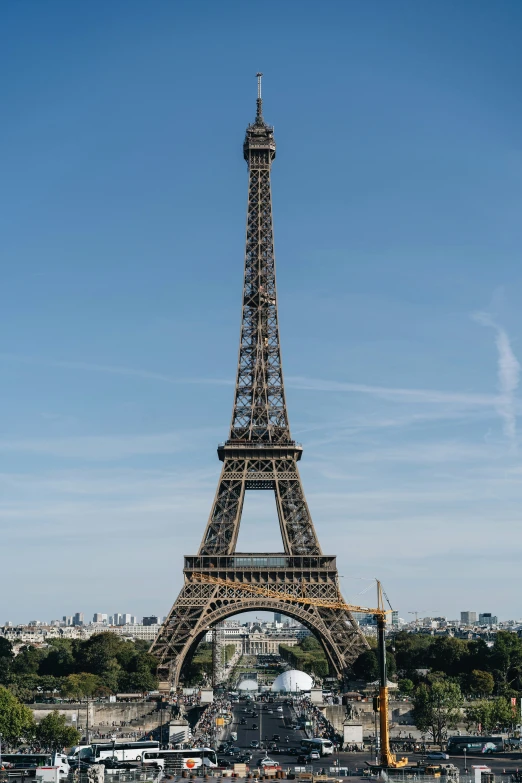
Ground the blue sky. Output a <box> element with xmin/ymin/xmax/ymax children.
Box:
<box><xmin>1</xmin><ymin>0</ymin><xmax>522</xmax><ymax>625</ymax></box>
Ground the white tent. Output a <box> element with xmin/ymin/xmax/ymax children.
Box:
<box><xmin>238</xmin><ymin>679</ymin><xmax>258</xmax><ymax>691</ymax></box>
<box><xmin>271</xmin><ymin>669</ymin><xmax>313</xmax><ymax>692</ymax></box>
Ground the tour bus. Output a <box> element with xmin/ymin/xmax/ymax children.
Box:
<box><xmin>1</xmin><ymin>753</ymin><xmax>70</xmax><ymax>777</ymax></box>
<box><xmin>300</xmin><ymin>739</ymin><xmax>334</xmax><ymax>756</ymax></box>
<box><xmin>68</xmin><ymin>745</ymin><xmax>93</xmax><ymax>763</ymax></box>
<box><xmin>141</xmin><ymin>748</ymin><xmax>218</xmax><ymax>771</ymax></box>
<box><xmin>89</xmin><ymin>741</ymin><xmax>160</xmax><ymax>762</ymax></box>
<box><xmin>446</xmin><ymin>736</ymin><xmax>504</xmax><ymax>755</ymax></box>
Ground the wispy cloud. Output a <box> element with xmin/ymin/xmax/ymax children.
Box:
<box><xmin>0</xmin><ymin>429</ymin><xmax>219</xmax><ymax>459</ymax></box>
<box><xmin>0</xmin><ymin>353</ymin><xmax>501</xmax><ymax>410</ymax></box>
<box><xmin>0</xmin><ymin>353</ymin><xmax>233</xmax><ymax>387</ymax></box>
<box><xmin>473</xmin><ymin>312</ymin><xmax>521</xmax><ymax>446</ymax></box>
<box><xmin>286</xmin><ymin>375</ymin><xmax>497</xmax><ymax>407</ymax></box>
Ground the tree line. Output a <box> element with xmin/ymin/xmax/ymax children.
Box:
<box><xmin>352</xmin><ymin>631</ymin><xmax>522</xmax><ymax>748</ymax></box>
<box><xmin>353</xmin><ymin>631</ymin><xmax>522</xmax><ymax>698</ymax></box>
<box><xmin>0</xmin><ymin>632</ymin><xmax>159</xmax><ymax>702</ymax></box>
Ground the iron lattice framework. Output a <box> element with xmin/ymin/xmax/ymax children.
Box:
<box><xmin>150</xmin><ymin>76</ymin><xmax>368</xmax><ymax>688</ymax></box>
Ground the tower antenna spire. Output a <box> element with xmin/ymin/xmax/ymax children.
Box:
<box><xmin>256</xmin><ymin>72</ymin><xmax>264</xmax><ymax>124</ymax></box>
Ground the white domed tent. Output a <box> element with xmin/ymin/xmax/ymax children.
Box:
<box><xmin>238</xmin><ymin>679</ymin><xmax>258</xmax><ymax>692</ymax></box>
<box><xmin>271</xmin><ymin>669</ymin><xmax>313</xmax><ymax>693</ymax></box>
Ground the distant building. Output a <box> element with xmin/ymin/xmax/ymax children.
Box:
<box><xmin>479</xmin><ymin>613</ymin><xmax>497</xmax><ymax>626</ymax></box>
<box><xmin>143</xmin><ymin>616</ymin><xmax>159</xmax><ymax>626</ymax></box>
<box><xmin>93</xmin><ymin>613</ymin><xmax>108</xmax><ymax>624</ymax></box>
<box><xmin>111</xmin><ymin>624</ymin><xmax>162</xmax><ymax>641</ymax></box>
<box><xmin>461</xmin><ymin>611</ymin><xmax>477</xmax><ymax>625</ymax></box>
<box><xmin>73</xmin><ymin>612</ymin><xmax>84</xmax><ymax>627</ymax></box>
<box><xmin>274</xmin><ymin>613</ymin><xmax>282</xmax><ymax>623</ymax></box>
<box><xmin>385</xmin><ymin>611</ymin><xmax>400</xmax><ymax>627</ymax></box>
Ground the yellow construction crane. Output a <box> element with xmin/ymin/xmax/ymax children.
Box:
<box><xmin>192</xmin><ymin>572</ymin><xmax>407</xmax><ymax>769</ymax></box>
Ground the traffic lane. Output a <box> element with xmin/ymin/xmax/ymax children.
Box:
<box><xmin>230</xmin><ymin>702</ymin><xmax>304</xmax><ymax>755</ymax></box>
<box><xmin>229</xmin><ymin>702</ymin><xmax>350</xmax><ymax>774</ymax></box>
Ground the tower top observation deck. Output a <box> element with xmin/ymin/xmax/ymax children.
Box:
<box><xmin>244</xmin><ymin>73</ymin><xmax>276</xmax><ymax>162</ymax></box>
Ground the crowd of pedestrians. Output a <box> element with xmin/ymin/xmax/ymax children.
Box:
<box><xmin>190</xmin><ymin>697</ymin><xmax>232</xmax><ymax>748</ymax></box>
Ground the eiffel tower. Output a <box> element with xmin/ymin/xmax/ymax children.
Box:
<box><xmin>150</xmin><ymin>75</ymin><xmax>368</xmax><ymax>690</ymax></box>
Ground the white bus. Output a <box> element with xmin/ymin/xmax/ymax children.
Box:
<box><xmin>89</xmin><ymin>741</ymin><xmax>160</xmax><ymax>762</ymax></box>
<box><xmin>141</xmin><ymin>748</ymin><xmax>217</xmax><ymax>771</ymax></box>
<box><xmin>300</xmin><ymin>738</ymin><xmax>334</xmax><ymax>756</ymax></box>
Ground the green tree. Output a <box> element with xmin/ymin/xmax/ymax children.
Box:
<box><xmin>429</xmin><ymin>638</ymin><xmax>469</xmax><ymax>677</ymax></box>
<box><xmin>301</xmin><ymin>636</ymin><xmax>322</xmax><ymax>652</ymax></box>
<box><xmin>118</xmin><ymin>668</ymin><xmax>158</xmax><ymax>693</ymax></box>
<box><xmin>36</xmin><ymin>676</ymin><xmax>63</xmax><ymax>698</ymax></box>
<box><xmin>11</xmin><ymin>646</ymin><xmax>43</xmax><ymax>676</ymax></box>
<box><xmin>0</xmin><ymin>638</ymin><xmax>14</xmax><ymax>686</ymax></box>
<box><xmin>489</xmin><ymin>632</ymin><xmax>522</xmax><ymax>692</ymax></box>
<box><xmin>76</xmin><ymin>633</ymin><xmax>123</xmax><ymax>692</ymax></box>
<box><xmin>491</xmin><ymin>697</ymin><xmax>520</xmax><ymax>729</ymax></box>
<box><xmin>468</xmin><ymin>670</ymin><xmax>495</xmax><ymax>697</ymax></box>
<box><xmin>0</xmin><ymin>685</ymin><xmax>35</xmax><ymax>745</ymax></box>
<box><xmin>465</xmin><ymin>700</ymin><xmax>493</xmax><ymax>732</ymax></box>
<box><xmin>352</xmin><ymin>650</ymin><xmax>379</xmax><ymax>682</ymax></box>
<box><xmin>9</xmin><ymin>675</ymin><xmax>40</xmax><ymax>703</ymax></box>
<box><xmin>36</xmin><ymin>711</ymin><xmax>80</xmax><ymax>751</ymax></box>
<box><xmin>398</xmin><ymin>678</ymin><xmax>415</xmax><ymax>696</ymax></box>
<box><xmin>393</xmin><ymin>632</ymin><xmax>433</xmax><ymax>674</ymax></box>
<box><xmin>412</xmin><ymin>679</ymin><xmax>463</xmax><ymax>748</ymax></box>
<box><xmin>39</xmin><ymin>641</ymin><xmax>75</xmax><ymax>678</ymax></box>
<box><xmin>61</xmin><ymin>673</ymin><xmax>101</xmax><ymax>699</ymax></box>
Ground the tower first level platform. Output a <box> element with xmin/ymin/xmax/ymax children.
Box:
<box><xmin>152</xmin><ymin>553</ymin><xmax>365</xmax><ymax>689</ymax></box>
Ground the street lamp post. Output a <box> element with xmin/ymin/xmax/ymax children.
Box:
<box><xmin>463</xmin><ymin>747</ymin><xmax>467</xmax><ymax>774</ymax></box>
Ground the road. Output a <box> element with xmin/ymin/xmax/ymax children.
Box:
<box><xmin>222</xmin><ymin>699</ymin><xmax>361</xmax><ymax>774</ymax></box>
<box><xmin>220</xmin><ymin>698</ymin><xmax>522</xmax><ymax>778</ymax></box>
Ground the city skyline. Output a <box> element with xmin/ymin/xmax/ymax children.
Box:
<box><xmin>2</xmin><ymin>1</ymin><xmax>522</xmax><ymax>621</ymax></box>
<box><xmin>4</xmin><ymin>606</ymin><xmax>518</xmax><ymax>628</ymax></box>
